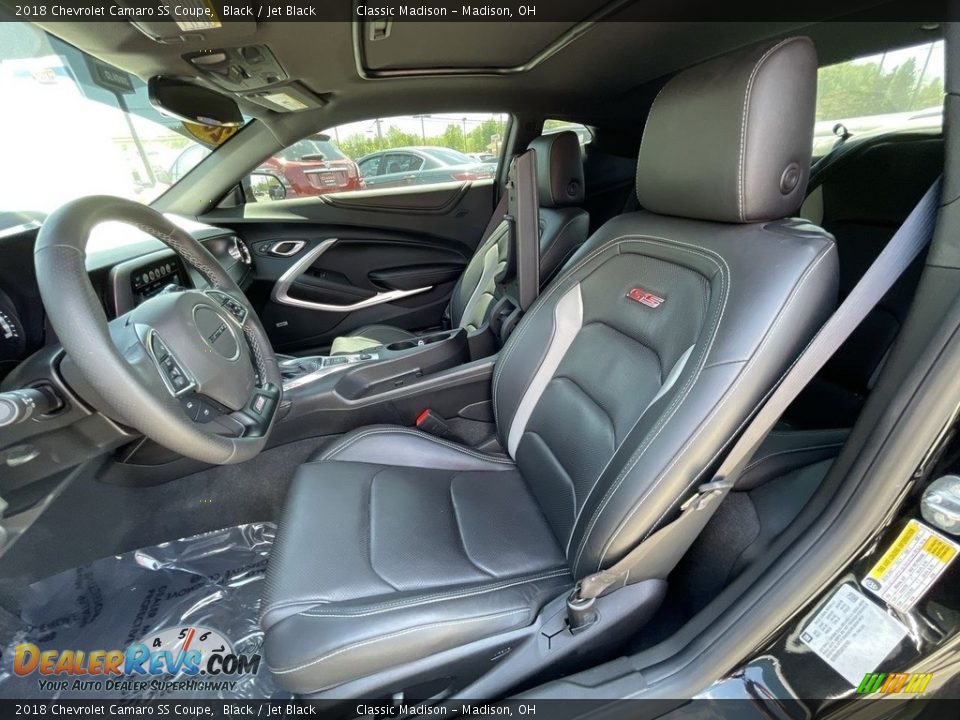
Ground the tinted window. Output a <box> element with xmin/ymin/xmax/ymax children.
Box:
<box><xmin>381</xmin><ymin>153</ymin><xmax>423</xmax><ymax>173</ymax></box>
<box><xmin>813</xmin><ymin>40</ymin><xmax>944</xmax><ymax>156</ymax></box>
<box><xmin>245</xmin><ymin>113</ymin><xmax>507</xmax><ymax>202</ymax></box>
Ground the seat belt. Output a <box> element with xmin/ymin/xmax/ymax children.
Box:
<box><xmin>567</xmin><ymin>179</ymin><xmax>942</xmax><ymax>628</ymax></box>
<box><xmin>505</xmin><ymin>148</ymin><xmax>540</xmax><ymax>312</ymax></box>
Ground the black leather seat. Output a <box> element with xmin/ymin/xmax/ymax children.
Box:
<box><xmin>262</xmin><ymin>37</ymin><xmax>838</xmax><ymax>699</ymax></box>
<box><xmin>329</xmin><ymin>131</ymin><xmax>589</xmax><ymax>354</ymax></box>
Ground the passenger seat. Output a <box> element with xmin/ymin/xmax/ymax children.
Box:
<box><xmin>329</xmin><ymin>131</ymin><xmax>589</xmax><ymax>354</ymax></box>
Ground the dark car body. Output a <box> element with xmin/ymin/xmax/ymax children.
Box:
<box><xmin>357</xmin><ymin>146</ymin><xmax>496</xmax><ymax>189</ymax></box>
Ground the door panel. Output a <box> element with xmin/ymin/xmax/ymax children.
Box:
<box><xmin>203</xmin><ymin>181</ymin><xmax>495</xmax><ymax>353</ymax></box>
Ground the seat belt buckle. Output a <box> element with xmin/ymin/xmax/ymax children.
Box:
<box><xmin>565</xmin><ymin>583</ymin><xmax>599</xmax><ymax>633</ymax></box>
<box><xmin>415</xmin><ymin>409</ymin><xmax>459</xmax><ymax>441</ymax></box>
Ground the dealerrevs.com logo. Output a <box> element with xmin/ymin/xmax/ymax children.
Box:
<box><xmin>13</xmin><ymin>625</ymin><xmax>261</xmax><ymax>694</ymax></box>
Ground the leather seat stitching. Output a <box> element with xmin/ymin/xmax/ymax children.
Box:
<box><xmin>289</xmin><ymin>569</ymin><xmax>570</xmax><ymax>618</ymax></box>
<box><xmin>595</xmin><ymin>244</ymin><xmax>835</xmax><ymax>570</ymax></box>
<box><xmin>567</xmin><ymin>239</ymin><xmax>729</xmax><ymax>567</ymax></box>
<box><xmin>738</xmin><ymin>38</ymin><xmax>797</xmax><ymax>221</ymax></box>
<box><xmin>539</xmin><ymin>213</ymin><xmax>583</xmax><ymax>271</ymax></box>
<box><xmin>493</xmin><ymin>240</ymin><xmax>620</xmax><ymax>427</ymax></box>
<box><xmin>268</xmin><ymin>608</ymin><xmax>530</xmax><ymax>678</ymax></box>
<box><xmin>552</xmin><ymin>376</ymin><xmax>619</xmax><ymax>442</ymax></box>
<box><xmin>635</xmin><ymin>81</ymin><xmax>671</xmax><ymax>197</ymax></box>
<box><xmin>449</xmin><ymin>474</ymin><xmax>499</xmax><ymax>578</ymax></box>
<box><xmin>320</xmin><ymin>427</ymin><xmax>514</xmax><ymax>465</ymax></box>
<box><xmin>367</xmin><ymin>469</ymin><xmax>405</xmax><ymax>593</ymax></box>
<box><xmin>742</xmin><ymin>441</ymin><xmax>845</xmax><ymax>473</ymax></box>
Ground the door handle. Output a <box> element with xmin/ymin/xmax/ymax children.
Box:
<box><xmin>271</xmin><ymin>239</ymin><xmax>432</xmax><ymax>312</ymax></box>
<box><xmin>267</xmin><ymin>240</ymin><xmax>306</xmax><ymax>257</ymax></box>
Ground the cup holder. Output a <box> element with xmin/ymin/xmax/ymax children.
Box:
<box><xmin>421</xmin><ymin>332</ymin><xmax>454</xmax><ymax>345</ymax></box>
<box><xmin>386</xmin><ymin>331</ymin><xmax>457</xmax><ymax>352</ymax></box>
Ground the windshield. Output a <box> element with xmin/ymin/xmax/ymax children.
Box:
<box><xmin>0</xmin><ymin>24</ymin><xmax>243</xmax><ymax>218</ymax></box>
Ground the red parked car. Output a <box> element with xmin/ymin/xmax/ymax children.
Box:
<box><xmin>169</xmin><ymin>134</ymin><xmax>363</xmax><ymax>198</ymax></box>
<box><xmin>256</xmin><ymin>134</ymin><xmax>364</xmax><ymax>197</ymax></box>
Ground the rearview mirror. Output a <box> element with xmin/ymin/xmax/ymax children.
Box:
<box><xmin>148</xmin><ymin>76</ymin><xmax>243</xmax><ymax>128</ymax></box>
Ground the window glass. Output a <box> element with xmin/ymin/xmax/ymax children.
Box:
<box><xmin>0</xmin><ymin>23</ymin><xmax>241</xmax><ymax>232</ymax></box>
<box><xmin>357</xmin><ymin>155</ymin><xmax>382</xmax><ymax>177</ymax></box>
<box><xmin>542</xmin><ymin>120</ymin><xmax>593</xmax><ymax>148</ymax></box>
<box><xmin>813</xmin><ymin>40</ymin><xmax>944</xmax><ymax>157</ymax></box>
<box><xmin>382</xmin><ymin>153</ymin><xmax>423</xmax><ymax>173</ymax></box>
<box><xmin>246</xmin><ymin>113</ymin><xmax>507</xmax><ymax>201</ymax></box>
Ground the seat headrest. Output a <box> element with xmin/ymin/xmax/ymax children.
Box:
<box><xmin>527</xmin><ymin>131</ymin><xmax>585</xmax><ymax>208</ymax></box>
<box><xmin>636</xmin><ymin>37</ymin><xmax>817</xmax><ymax>223</ymax></box>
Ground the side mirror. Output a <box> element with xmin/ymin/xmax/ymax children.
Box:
<box><xmin>249</xmin><ymin>172</ymin><xmax>286</xmax><ymax>201</ymax></box>
<box><xmin>148</xmin><ymin>76</ymin><xmax>243</xmax><ymax>128</ymax></box>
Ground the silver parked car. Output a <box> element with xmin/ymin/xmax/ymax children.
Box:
<box><xmin>357</xmin><ymin>146</ymin><xmax>496</xmax><ymax>188</ymax></box>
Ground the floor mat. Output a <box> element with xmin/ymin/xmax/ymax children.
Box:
<box><xmin>0</xmin><ymin>522</ymin><xmax>290</xmax><ymax>700</ymax></box>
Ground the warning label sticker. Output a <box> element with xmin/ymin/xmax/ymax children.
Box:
<box><xmin>800</xmin><ymin>584</ymin><xmax>907</xmax><ymax>686</ymax></box>
<box><xmin>861</xmin><ymin>519</ymin><xmax>959</xmax><ymax>613</ymax></box>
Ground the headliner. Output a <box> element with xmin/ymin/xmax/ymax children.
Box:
<box><xmin>27</xmin><ymin>12</ymin><xmax>942</xmax><ymax>144</ymax></box>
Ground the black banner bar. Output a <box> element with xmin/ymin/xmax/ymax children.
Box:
<box><xmin>1</xmin><ymin>0</ymin><xmax>958</xmax><ymax>23</ymax></box>
<box><xmin>0</xmin><ymin>698</ymin><xmax>959</xmax><ymax>719</ymax></box>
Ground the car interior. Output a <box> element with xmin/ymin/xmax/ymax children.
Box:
<box><xmin>0</xmin><ymin>11</ymin><xmax>957</xmax><ymax>707</ymax></box>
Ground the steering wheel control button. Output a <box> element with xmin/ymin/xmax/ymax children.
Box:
<box><xmin>251</xmin><ymin>394</ymin><xmax>268</xmax><ymax>415</ymax></box>
<box><xmin>181</xmin><ymin>397</ymin><xmax>220</xmax><ymax>423</ymax></box>
<box><xmin>145</xmin><ymin>329</ymin><xmax>197</xmax><ymax>397</ymax></box>
<box><xmin>193</xmin><ymin>305</ymin><xmax>241</xmax><ymax>361</ymax></box>
<box><xmin>181</xmin><ymin>397</ymin><xmax>202</xmax><ymax>421</ymax></box>
<box><xmin>206</xmin><ymin>290</ymin><xmax>249</xmax><ymax>325</ymax></box>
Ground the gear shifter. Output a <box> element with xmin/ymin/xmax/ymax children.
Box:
<box><xmin>279</xmin><ymin>356</ymin><xmax>321</xmax><ymax>381</ymax></box>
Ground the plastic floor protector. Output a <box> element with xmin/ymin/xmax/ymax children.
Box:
<box><xmin>0</xmin><ymin>522</ymin><xmax>291</xmax><ymax>699</ymax></box>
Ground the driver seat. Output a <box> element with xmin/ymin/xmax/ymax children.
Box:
<box><xmin>262</xmin><ymin>37</ymin><xmax>838</xmax><ymax>698</ymax></box>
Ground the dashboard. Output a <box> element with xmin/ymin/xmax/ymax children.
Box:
<box><xmin>0</xmin><ymin>217</ymin><xmax>252</xmax><ymax>382</ymax></box>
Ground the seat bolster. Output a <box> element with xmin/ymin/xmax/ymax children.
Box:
<box><xmin>539</xmin><ymin>207</ymin><xmax>590</xmax><ymax>283</ymax></box>
<box><xmin>735</xmin><ymin>427</ymin><xmax>848</xmax><ymax>490</ymax></box>
<box><xmin>318</xmin><ymin>424</ymin><xmax>515</xmax><ymax>471</ymax></box>
<box><xmin>330</xmin><ymin>325</ymin><xmax>416</xmax><ymax>355</ymax></box>
<box><xmin>264</xmin><ymin>570</ymin><xmax>571</xmax><ymax>695</ymax></box>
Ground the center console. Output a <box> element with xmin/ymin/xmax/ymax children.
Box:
<box><xmin>272</xmin><ymin>327</ymin><xmax>496</xmax><ymax>442</ymax></box>
<box><xmin>279</xmin><ymin>352</ymin><xmax>380</xmax><ymax>391</ymax></box>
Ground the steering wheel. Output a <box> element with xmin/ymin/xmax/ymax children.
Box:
<box><xmin>34</xmin><ymin>196</ymin><xmax>282</xmax><ymax>464</ymax></box>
